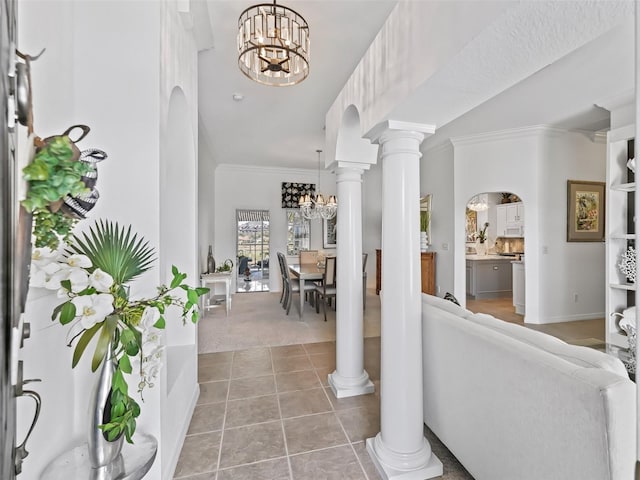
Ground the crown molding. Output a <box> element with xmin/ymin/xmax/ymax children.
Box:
<box><xmin>216</xmin><ymin>163</ymin><xmax>320</xmax><ymax>177</ymax></box>
<box><xmin>449</xmin><ymin>125</ymin><xmax>568</xmax><ymax>147</ymax></box>
<box><xmin>422</xmin><ymin>139</ymin><xmax>454</xmax><ymax>157</ymax></box>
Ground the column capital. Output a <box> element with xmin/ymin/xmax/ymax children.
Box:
<box><xmin>328</xmin><ymin>160</ymin><xmax>372</xmax><ymax>173</ymax></box>
<box><xmin>365</xmin><ymin>119</ymin><xmax>436</xmax><ymax>145</ymax></box>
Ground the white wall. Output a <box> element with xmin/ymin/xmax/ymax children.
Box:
<box><xmin>198</xmin><ymin>124</ymin><xmax>216</xmax><ymax>273</ymax></box>
<box><xmin>539</xmin><ymin>131</ymin><xmax>606</xmax><ymax>322</ymax></box>
<box><xmin>214</xmin><ymin>165</ymin><xmax>337</xmax><ymax>292</ymax></box>
<box><xmin>362</xmin><ymin>165</ymin><xmax>382</xmax><ymax>288</ymax></box>
<box><xmin>421</xmin><ymin>142</ymin><xmax>455</xmax><ymax>296</ymax></box>
<box><xmin>422</xmin><ymin>126</ymin><xmax>605</xmax><ymax>324</ymax></box>
<box><xmin>17</xmin><ymin>1</ymin><xmax>200</xmax><ymax>478</ymax></box>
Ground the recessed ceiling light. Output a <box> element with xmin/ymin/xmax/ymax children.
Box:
<box><xmin>232</xmin><ymin>93</ymin><xmax>244</xmax><ymax>101</ymax></box>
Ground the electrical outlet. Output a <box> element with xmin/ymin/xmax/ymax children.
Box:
<box><xmin>542</xmin><ymin>246</ymin><xmax>548</xmax><ymax>254</ymax></box>
<box><xmin>573</xmin><ymin>293</ymin><xmax>578</xmax><ymax>303</ymax></box>
<box><xmin>437</xmin><ymin>286</ymin><xmax>441</xmax><ymax>295</ymax></box>
<box><xmin>442</xmin><ymin>243</ymin><xmax>449</xmax><ymax>251</ymax></box>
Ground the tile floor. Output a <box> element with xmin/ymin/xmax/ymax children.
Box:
<box><xmin>174</xmin><ymin>337</ymin><xmax>474</xmax><ymax>480</ymax></box>
<box><xmin>181</xmin><ymin>293</ymin><xmax>609</xmax><ymax>479</ymax></box>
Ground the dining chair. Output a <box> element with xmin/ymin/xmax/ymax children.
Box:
<box><xmin>281</xmin><ymin>253</ymin><xmax>316</xmax><ymax>316</ymax></box>
<box><xmin>315</xmin><ymin>256</ymin><xmax>337</xmax><ymax>322</ymax></box>
<box><xmin>299</xmin><ymin>250</ymin><xmax>318</xmax><ymax>265</ymax></box>
<box><xmin>276</xmin><ymin>252</ymin><xmax>287</xmax><ymax>306</ymax></box>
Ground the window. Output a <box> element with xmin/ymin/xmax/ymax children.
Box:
<box><xmin>236</xmin><ymin>210</ymin><xmax>270</xmax><ymax>292</ymax></box>
<box><xmin>286</xmin><ymin>209</ymin><xmax>310</xmax><ymax>255</ymax></box>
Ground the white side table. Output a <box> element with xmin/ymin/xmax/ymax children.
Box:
<box><xmin>200</xmin><ymin>272</ymin><xmax>232</xmax><ymax>316</ymax></box>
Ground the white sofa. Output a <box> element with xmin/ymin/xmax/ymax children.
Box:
<box><xmin>421</xmin><ymin>293</ymin><xmax>636</xmax><ymax>480</ymax></box>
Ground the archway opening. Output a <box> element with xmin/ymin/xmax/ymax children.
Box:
<box><xmin>465</xmin><ymin>191</ymin><xmax>525</xmax><ymax>321</ymax></box>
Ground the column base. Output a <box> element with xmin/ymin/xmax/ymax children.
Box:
<box><xmin>328</xmin><ymin>370</ymin><xmax>375</xmax><ymax>398</ymax></box>
<box><xmin>366</xmin><ymin>435</ymin><xmax>443</xmax><ymax>480</ymax></box>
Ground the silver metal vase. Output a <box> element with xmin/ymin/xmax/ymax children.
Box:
<box><xmin>88</xmin><ymin>347</ymin><xmax>124</xmax><ymax>469</ymax></box>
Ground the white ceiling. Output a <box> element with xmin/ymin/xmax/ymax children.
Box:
<box><xmin>198</xmin><ymin>1</ymin><xmax>633</xmax><ymax>170</ymax></box>
<box><xmin>198</xmin><ymin>0</ymin><xmax>398</xmax><ymax>170</ymax></box>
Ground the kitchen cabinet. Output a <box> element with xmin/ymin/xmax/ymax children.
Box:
<box><xmin>512</xmin><ymin>260</ymin><xmax>525</xmax><ymax>315</ymax></box>
<box><xmin>506</xmin><ymin>203</ymin><xmax>524</xmax><ymax>224</ymax></box>
<box><xmin>496</xmin><ymin>205</ymin><xmax>507</xmax><ymax>236</ymax></box>
<box><xmin>376</xmin><ymin>249</ymin><xmax>436</xmax><ymax>295</ymax></box>
<box><xmin>497</xmin><ymin>202</ymin><xmax>524</xmax><ymax>237</ymax></box>
<box><xmin>466</xmin><ymin>256</ymin><xmax>513</xmax><ymax>299</ymax></box>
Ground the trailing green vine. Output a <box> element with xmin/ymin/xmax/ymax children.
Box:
<box><xmin>21</xmin><ymin>135</ymin><xmax>93</xmax><ymax>249</ymax></box>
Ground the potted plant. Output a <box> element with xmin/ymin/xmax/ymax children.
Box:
<box><xmin>21</xmin><ymin>126</ymin><xmax>105</xmax><ymax>250</ymax></box>
<box><xmin>420</xmin><ymin>210</ymin><xmax>430</xmax><ymax>252</ymax></box>
<box><xmin>475</xmin><ymin>222</ymin><xmax>489</xmax><ymax>255</ymax></box>
<box><xmin>30</xmin><ymin>220</ymin><xmax>208</xmax><ymax>466</ymax></box>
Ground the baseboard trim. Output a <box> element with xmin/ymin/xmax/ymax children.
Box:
<box><xmin>164</xmin><ymin>382</ymin><xmax>200</xmax><ymax>480</ymax></box>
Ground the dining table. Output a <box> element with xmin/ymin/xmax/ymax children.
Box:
<box><xmin>288</xmin><ymin>263</ymin><xmax>324</xmax><ymax>319</ymax></box>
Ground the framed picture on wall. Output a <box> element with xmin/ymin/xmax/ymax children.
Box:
<box><xmin>567</xmin><ymin>180</ymin><xmax>605</xmax><ymax>242</ymax></box>
<box><xmin>323</xmin><ymin>215</ymin><xmax>337</xmax><ymax>248</ymax></box>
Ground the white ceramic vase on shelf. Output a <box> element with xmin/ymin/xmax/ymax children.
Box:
<box><xmin>420</xmin><ymin>231</ymin><xmax>428</xmax><ymax>252</ymax></box>
<box><xmin>475</xmin><ymin>240</ymin><xmax>487</xmax><ymax>256</ymax></box>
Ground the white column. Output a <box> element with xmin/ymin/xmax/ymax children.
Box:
<box><xmin>365</xmin><ymin>121</ymin><xmax>442</xmax><ymax>480</ymax></box>
<box><xmin>329</xmin><ymin>165</ymin><xmax>375</xmax><ymax>398</ymax></box>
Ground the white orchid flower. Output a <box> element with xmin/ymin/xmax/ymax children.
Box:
<box><xmin>89</xmin><ymin>269</ymin><xmax>114</xmax><ymax>293</ymax></box>
<box><xmin>66</xmin><ymin>254</ymin><xmax>92</xmax><ymax>269</ymax></box>
<box><xmin>142</xmin><ymin>325</ymin><xmax>161</xmax><ymax>343</ymax></box>
<box><xmin>31</xmin><ymin>247</ymin><xmax>59</xmax><ymax>267</ymax></box>
<box><xmin>57</xmin><ymin>287</ymin><xmax>71</xmax><ymax>299</ymax></box>
<box><xmin>30</xmin><ymin>260</ymin><xmax>63</xmax><ymax>289</ymax></box>
<box><xmin>29</xmin><ymin>267</ymin><xmax>48</xmax><ymax>288</ymax></box>
<box><xmin>45</xmin><ymin>268</ymin><xmax>70</xmax><ymax>291</ymax></box>
<box><xmin>67</xmin><ymin>267</ymin><xmax>90</xmax><ymax>293</ymax></box>
<box><xmin>71</xmin><ymin>293</ymin><xmax>114</xmax><ymax>329</ymax></box>
<box><xmin>46</xmin><ymin>266</ymin><xmax>88</xmax><ymax>292</ymax></box>
<box><xmin>140</xmin><ymin>306</ymin><xmax>160</xmax><ymax>329</ymax></box>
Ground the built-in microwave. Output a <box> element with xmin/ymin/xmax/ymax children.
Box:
<box><xmin>505</xmin><ymin>225</ymin><xmax>524</xmax><ymax>237</ymax></box>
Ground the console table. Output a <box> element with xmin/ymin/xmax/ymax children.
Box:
<box><xmin>200</xmin><ymin>272</ymin><xmax>232</xmax><ymax>315</ymax></box>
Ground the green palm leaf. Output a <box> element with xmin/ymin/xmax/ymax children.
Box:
<box><xmin>68</xmin><ymin>220</ymin><xmax>156</xmax><ymax>284</ymax></box>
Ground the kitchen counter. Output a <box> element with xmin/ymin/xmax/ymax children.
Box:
<box><xmin>466</xmin><ymin>256</ymin><xmax>513</xmax><ymax>299</ymax></box>
<box><xmin>466</xmin><ymin>254</ymin><xmax>517</xmax><ymax>261</ymax></box>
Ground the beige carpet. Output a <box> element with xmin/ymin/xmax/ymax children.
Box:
<box><xmin>198</xmin><ymin>289</ymin><xmax>381</xmax><ymax>353</ymax></box>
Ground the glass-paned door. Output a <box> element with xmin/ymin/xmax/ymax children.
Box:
<box><xmin>236</xmin><ymin>209</ymin><xmax>270</xmax><ymax>292</ymax></box>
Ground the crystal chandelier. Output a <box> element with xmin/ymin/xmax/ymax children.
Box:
<box><xmin>467</xmin><ymin>194</ymin><xmax>488</xmax><ymax>212</ymax></box>
<box><xmin>298</xmin><ymin>150</ymin><xmax>337</xmax><ymax>220</ymax></box>
<box><xmin>237</xmin><ymin>0</ymin><xmax>310</xmax><ymax>87</ymax></box>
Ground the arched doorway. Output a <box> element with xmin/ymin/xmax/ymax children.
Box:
<box><xmin>465</xmin><ymin>191</ymin><xmax>525</xmax><ymax>321</ymax></box>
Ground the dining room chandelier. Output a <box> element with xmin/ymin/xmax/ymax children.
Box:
<box><xmin>299</xmin><ymin>150</ymin><xmax>337</xmax><ymax>220</ymax></box>
<box><xmin>237</xmin><ymin>0</ymin><xmax>310</xmax><ymax>87</ymax></box>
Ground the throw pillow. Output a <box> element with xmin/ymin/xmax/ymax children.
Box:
<box><xmin>443</xmin><ymin>292</ymin><xmax>460</xmax><ymax>306</ymax></box>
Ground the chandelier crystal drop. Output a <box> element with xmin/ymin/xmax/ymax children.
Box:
<box><xmin>298</xmin><ymin>150</ymin><xmax>337</xmax><ymax>220</ymax></box>
<box><xmin>237</xmin><ymin>0</ymin><xmax>310</xmax><ymax>87</ymax></box>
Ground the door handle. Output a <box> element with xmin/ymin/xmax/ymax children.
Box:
<box><xmin>13</xmin><ymin>360</ymin><xmax>42</xmax><ymax>475</ymax></box>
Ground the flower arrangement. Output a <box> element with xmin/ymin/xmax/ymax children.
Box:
<box><xmin>477</xmin><ymin>222</ymin><xmax>489</xmax><ymax>243</ymax></box>
<box><xmin>30</xmin><ymin>219</ymin><xmax>208</xmax><ymax>443</ymax></box>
